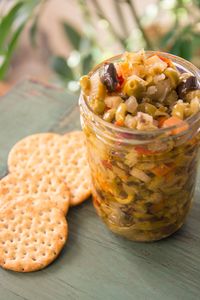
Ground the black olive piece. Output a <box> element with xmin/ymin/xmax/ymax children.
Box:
<box><xmin>176</xmin><ymin>76</ymin><xmax>199</xmax><ymax>98</ymax></box>
<box><xmin>100</xmin><ymin>63</ymin><xmax>119</xmax><ymax>93</ymax></box>
<box><xmin>120</xmin><ymin>93</ymin><xmax>129</xmax><ymax>100</ymax></box>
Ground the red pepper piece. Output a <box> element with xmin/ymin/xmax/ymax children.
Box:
<box><xmin>116</xmin><ymin>74</ymin><xmax>124</xmax><ymax>91</ymax></box>
<box><xmin>135</xmin><ymin>146</ymin><xmax>159</xmax><ymax>155</ymax></box>
<box><xmin>102</xmin><ymin>160</ymin><xmax>112</xmax><ymax>169</ymax></box>
<box><xmin>114</xmin><ymin>120</ymin><xmax>124</xmax><ymax>126</ymax></box>
<box><xmin>157</xmin><ymin>55</ymin><xmax>173</xmax><ymax>67</ymax></box>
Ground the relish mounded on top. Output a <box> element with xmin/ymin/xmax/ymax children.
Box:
<box><xmin>80</xmin><ymin>50</ymin><xmax>200</xmax><ymax>132</ymax></box>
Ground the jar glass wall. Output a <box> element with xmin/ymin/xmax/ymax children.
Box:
<box><xmin>79</xmin><ymin>52</ymin><xmax>200</xmax><ymax>242</ymax></box>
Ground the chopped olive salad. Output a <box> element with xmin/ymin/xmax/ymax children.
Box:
<box><xmin>80</xmin><ymin>51</ymin><xmax>200</xmax><ymax>241</ymax></box>
<box><xmin>80</xmin><ymin>50</ymin><xmax>200</xmax><ymax>132</ymax></box>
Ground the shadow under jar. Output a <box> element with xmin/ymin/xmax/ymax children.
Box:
<box><xmin>79</xmin><ymin>52</ymin><xmax>200</xmax><ymax>242</ymax></box>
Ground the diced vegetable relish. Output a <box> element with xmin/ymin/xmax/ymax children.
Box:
<box><xmin>80</xmin><ymin>50</ymin><xmax>200</xmax><ymax>131</ymax></box>
<box><xmin>80</xmin><ymin>51</ymin><xmax>200</xmax><ymax>241</ymax></box>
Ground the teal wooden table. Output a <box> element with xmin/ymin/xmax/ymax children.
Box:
<box><xmin>0</xmin><ymin>80</ymin><xmax>200</xmax><ymax>300</ymax></box>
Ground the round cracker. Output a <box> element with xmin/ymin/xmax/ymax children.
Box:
<box><xmin>0</xmin><ymin>172</ymin><xmax>70</xmax><ymax>214</ymax></box>
<box><xmin>0</xmin><ymin>199</ymin><xmax>68</xmax><ymax>272</ymax></box>
<box><xmin>0</xmin><ymin>196</ymin><xmax>59</xmax><ymax>213</ymax></box>
<box><xmin>8</xmin><ymin>133</ymin><xmax>61</xmax><ymax>173</ymax></box>
<box><xmin>56</xmin><ymin>131</ymin><xmax>91</xmax><ymax>205</ymax></box>
<box><xmin>8</xmin><ymin>131</ymin><xmax>91</xmax><ymax>206</ymax></box>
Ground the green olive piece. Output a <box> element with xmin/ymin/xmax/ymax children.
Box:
<box><xmin>172</xmin><ymin>102</ymin><xmax>185</xmax><ymax>119</ymax></box>
<box><xmin>144</xmin><ymin>103</ymin><xmax>157</xmax><ymax>117</ymax></box>
<box><xmin>138</xmin><ymin>103</ymin><xmax>157</xmax><ymax>117</ymax></box>
<box><xmin>123</xmin><ymin>75</ymin><xmax>146</xmax><ymax>98</ymax></box>
<box><xmin>80</xmin><ymin>75</ymin><xmax>91</xmax><ymax>96</ymax></box>
<box><xmin>115</xmin><ymin>193</ymin><xmax>135</xmax><ymax>204</ymax></box>
<box><xmin>145</xmin><ymin>75</ymin><xmax>153</xmax><ymax>86</ymax></box>
<box><xmin>165</xmin><ymin>90</ymin><xmax>178</xmax><ymax>105</ymax></box>
<box><xmin>103</xmin><ymin>108</ymin><xmax>116</xmax><ymax>122</ymax></box>
<box><xmin>137</xmin><ymin>103</ymin><xmax>146</xmax><ymax>113</ymax></box>
<box><xmin>97</xmin><ymin>81</ymin><xmax>107</xmax><ymax>99</ymax></box>
<box><xmin>90</xmin><ymin>97</ymin><xmax>105</xmax><ymax>114</ymax></box>
<box><xmin>164</xmin><ymin>68</ymin><xmax>180</xmax><ymax>88</ymax></box>
<box><xmin>115</xmin><ymin>103</ymin><xmax>127</xmax><ymax>123</ymax></box>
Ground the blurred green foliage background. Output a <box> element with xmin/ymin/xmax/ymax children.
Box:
<box><xmin>0</xmin><ymin>0</ymin><xmax>199</xmax><ymax>93</ymax></box>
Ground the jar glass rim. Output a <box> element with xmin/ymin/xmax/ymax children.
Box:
<box><xmin>80</xmin><ymin>51</ymin><xmax>200</xmax><ymax>137</ymax></box>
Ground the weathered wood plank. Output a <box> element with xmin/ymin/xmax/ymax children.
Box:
<box><xmin>0</xmin><ymin>283</ymin><xmax>27</xmax><ymax>300</ymax></box>
<box><xmin>0</xmin><ymin>80</ymin><xmax>200</xmax><ymax>300</ymax></box>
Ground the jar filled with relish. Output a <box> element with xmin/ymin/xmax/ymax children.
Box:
<box><xmin>80</xmin><ymin>51</ymin><xmax>200</xmax><ymax>241</ymax></box>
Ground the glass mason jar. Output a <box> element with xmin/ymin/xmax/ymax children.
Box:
<box><xmin>79</xmin><ymin>51</ymin><xmax>200</xmax><ymax>242</ymax></box>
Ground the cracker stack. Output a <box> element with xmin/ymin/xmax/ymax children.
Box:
<box><xmin>0</xmin><ymin>131</ymin><xmax>91</xmax><ymax>272</ymax></box>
